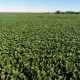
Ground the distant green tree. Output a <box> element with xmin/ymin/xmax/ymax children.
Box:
<box><xmin>55</xmin><ymin>11</ymin><xmax>80</xmax><ymax>14</ymax></box>
<box><xmin>55</xmin><ymin>11</ymin><xmax>61</xmax><ymax>14</ymax></box>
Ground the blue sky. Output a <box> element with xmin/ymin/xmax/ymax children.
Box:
<box><xmin>0</xmin><ymin>0</ymin><xmax>80</xmax><ymax>12</ymax></box>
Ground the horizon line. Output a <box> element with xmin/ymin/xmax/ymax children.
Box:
<box><xmin>0</xmin><ymin>11</ymin><xmax>80</xmax><ymax>13</ymax></box>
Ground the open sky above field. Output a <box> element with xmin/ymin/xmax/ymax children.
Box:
<box><xmin>0</xmin><ymin>0</ymin><xmax>80</xmax><ymax>12</ymax></box>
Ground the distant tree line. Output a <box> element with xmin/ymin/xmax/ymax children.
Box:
<box><xmin>55</xmin><ymin>11</ymin><xmax>80</xmax><ymax>14</ymax></box>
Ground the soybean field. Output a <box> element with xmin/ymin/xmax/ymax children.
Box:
<box><xmin>0</xmin><ymin>13</ymin><xmax>80</xmax><ymax>80</ymax></box>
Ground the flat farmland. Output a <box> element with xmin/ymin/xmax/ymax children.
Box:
<box><xmin>0</xmin><ymin>13</ymin><xmax>80</xmax><ymax>80</ymax></box>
